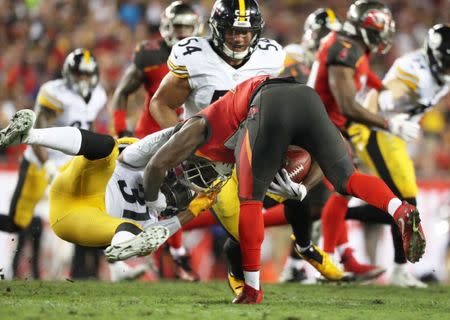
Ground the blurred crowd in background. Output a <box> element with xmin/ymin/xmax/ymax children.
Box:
<box><xmin>0</xmin><ymin>0</ymin><xmax>449</xmax><ymax>177</ymax></box>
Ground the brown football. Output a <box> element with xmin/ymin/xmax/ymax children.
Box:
<box><xmin>282</xmin><ymin>145</ymin><xmax>312</xmax><ymax>183</ymax></box>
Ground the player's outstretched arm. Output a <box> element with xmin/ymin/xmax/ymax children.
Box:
<box><xmin>111</xmin><ymin>63</ymin><xmax>145</xmax><ymax>136</ymax></box>
<box><xmin>150</xmin><ymin>72</ymin><xmax>191</xmax><ymax>129</ymax></box>
<box><xmin>143</xmin><ymin>117</ymin><xmax>207</xmax><ymax>202</ymax></box>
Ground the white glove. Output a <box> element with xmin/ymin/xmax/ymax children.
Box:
<box><xmin>268</xmin><ymin>169</ymin><xmax>307</xmax><ymax>201</ymax></box>
<box><xmin>387</xmin><ymin>113</ymin><xmax>421</xmax><ymax>142</ymax></box>
<box><xmin>43</xmin><ymin>160</ymin><xmax>59</xmax><ymax>183</ymax></box>
<box><xmin>145</xmin><ymin>191</ymin><xmax>167</xmax><ymax>214</ymax></box>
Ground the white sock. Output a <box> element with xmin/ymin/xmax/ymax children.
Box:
<box><xmin>388</xmin><ymin>198</ymin><xmax>402</xmax><ymax>216</ymax></box>
<box><xmin>336</xmin><ymin>243</ymin><xmax>350</xmax><ymax>257</ymax></box>
<box><xmin>169</xmin><ymin>246</ymin><xmax>187</xmax><ymax>258</ymax></box>
<box><xmin>243</xmin><ymin>270</ymin><xmax>260</xmax><ymax>290</ymax></box>
<box><xmin>24</xmin><ymin>127</ymin><xmax>82</xmax><ymax>155</ymax></box>
<box><xmin>111</xmin><ymin>231</ymin><xmax>135</xmax><ymax>246</ymax></box>
<box><xmin>152</xmin><ymin>216</ymin><xmax>181</xmax><ymax>237</ymax></box>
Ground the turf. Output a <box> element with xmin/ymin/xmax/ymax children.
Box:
<box><xmin>1</xmin><ymin>280</ymin><xmax>449</xmax><ymax>320</ymax></box>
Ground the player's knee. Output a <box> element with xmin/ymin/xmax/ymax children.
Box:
<box><xmin>78</xmin><ymin>129</ymin><xmax>116</xmax><ymax>160</ymax></box>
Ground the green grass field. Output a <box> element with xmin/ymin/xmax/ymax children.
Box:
<box><xmin>1</xmin><ymin>280</ymin><xmax>449</xmax><ymax>320</ymax></box>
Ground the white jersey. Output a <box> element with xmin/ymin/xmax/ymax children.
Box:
<box><xmin>105</xmin><ymin>162</ymin><xmax>158</xmax><ymax>229</ymax></box>
<box><xmin>382</xmin><ymin>50</ymin><xmax>449</xmax><ymax>121</ymax></box>
<box><xmin>24</xmin><ymin>79</ymin><xmax>107</xmax><ymax>167</ymax></box>
<box><xmin>168</xmin><ymin>37</ymin><xmax>285</xmax><ymax>118</ymax></box>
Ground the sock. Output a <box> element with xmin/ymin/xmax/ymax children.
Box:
<box><xmin>152</xmin><ymin>216</ymin><xmax>182</xmax><ymax>237</ymax></box>
<box><xmin>243</xmin><ymin>270</ymin><xmax>260</xmax><ymax>290</ymax></box>
<box><xmin>336</xmin><ymin>221</ymin><xmax>349</xmax><ymax>248</ymax></box>
<box><xmin>346</xmin><ymin>172</ymin><xmax>396</xmax><ymax>213</ymax></box>
<box><xmin>336</xmin><ymin>242</ymin><xmax>351</xmax><ymax>257</ymax></box>
<box><xmin>321</xmin><ymin>194</ymin><xmax>348</xmax><ymax>253</ymax></box>
<box><xmin>262</xmin><ymin>204</ymin><xmax>287</xmax><ymax>226</ymax></box>
<box><xmin>167</xmin><ymin>229</ymin><xmax>183</xmax><ymax>249</ymax></box>
<box><xmin>239</xmin><ymin>201</ymin><xmax>264</xmax><ymax>271</ymax></box>
<box><xmin>111</xmin><ymin>231</ymin><xmax>135</xmax><ymax>246</ymax></box>
<box><xmin>24</xmin><ymin>127</ymin><xmax>82</xmax><ymax>155</ymax></box>
<box><xmin>169</xmin><ymin>246</ymin><xmax>187</xmax><ymax>258</ymax></box>
<box><xmin>388</xmin><ymin>198</ymin><xmax>402</xmax><ymax>216</ymax></box>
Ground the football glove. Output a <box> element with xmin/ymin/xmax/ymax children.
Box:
<box><xmin>387</xmin><ymin>113</ymin><xmax>421</xmax><ymax>142</ymax></box>
<box><xmin>268</xmin><ymin>169</ymin><xmax>307</xmax><ymax>201</ymax></box>
<box><xmin>146</xmin><ymin>191</ymin><xmax>167</xmax><ymax>214</ymax></box>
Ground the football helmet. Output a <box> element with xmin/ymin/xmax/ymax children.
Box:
<box><xmin>209</xmin><ymin>0</ymin><xmax>264</xmax><ymax>60</ymax></box>
<box><xmin>425</xmin><ymin>24</ymin><xmax>450</xmax><ymax>84</ymax></box>
<box><xmin>179</xmin><ymin>156</ymin><xmax>233</xmax><ymax>194</ymax></box>
<box><xmin>160</xmin><ymin>169</ymin><xmax>196</xmax><ymax>217</ymax></box>
<box><xmin>160</xmin><ymin>1</ymin><xmax>203</xmax><ymax>47</ymax></box>
<box><xmin>62</xmin><ymin>48</ymin><xmax>99</xmax><ymax>100</ymax></box>
<box><xmin>343</xmin><ymin>0</ymin><xmax>395</xmax><ymax>54</ymax></box>
<box><xmin>302</xmin><ymin>8</ymin><xmax>341</xmax><ymax>52</ymax></box>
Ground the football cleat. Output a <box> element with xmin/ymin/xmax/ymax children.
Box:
<box><xmin>227</xmin><ymin>272</ymin><xmax>245</xmax><ymax>296</ymax></box>
<box><xmin>393</xmin><ymin>201</ymin><xmax>426</xmax><ymax>263</ymax></box>
<box><xmin>341</xmin><ymin>248</ymin><xmax>385</xmax><ymax>282</ymax></box>
<box><xmin>173</xmin><ymin>254</ymin><xmax>200</xmax><ymax>282</ymax></box>
<box><xmin>232</xmin><ymin>284</ymin><xmax>263</xmax><ymax>304</ymax></box>
<box><xmin>108</xmin><ymin>261</ymin><xmax>148</xmax><ymax>282</ymax></box>
<box><xmin>0</xmin><ymin>109</ymin><xmax>36</xmax><ymax>147</ymax></box>
<box><xmin>391</xmin><ymin>264</ymin><xmax>427</xmax><ymax>288</ymax></box>
<box><xmin>105</xmin><ymin>226</ymin><xmax>169</xmax><ymax>262</ymax></box>
<box><xmin>294</xmin><ymin>242</ymin><xmax>345</xmax><ymax>281</ymax></box>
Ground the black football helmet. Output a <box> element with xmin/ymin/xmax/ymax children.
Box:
<box><xmin>302</xmin><ymin>8</ymin><xmax>341</xmax><ymax>52</ymax></box>
<box><xmin>62</xmin><ymin>48</ymin><xmax>99</xmax><ymax>100</ymax></box>
<box><xmin>343</xmin><ymin>0</ymin><xmax>395</xmax><ymax>54</ymax></box>
<box><xmin>160</xmin><ymin>1</ymin><xmax>203</xmax><ymax>47</ymax></box>
<box><xmin>425</xmin><ymin>24</ymin><xmax>450</xmax><ymax>84</ymax></box>
<box><xmin>160</xmin><ymin>169</ymin><xmax>197</xmax><ymax>217</ymax></box>
<box><xmin>209</xmin><ymin>0</ymin><xmax>264</xmax><ymax>60</ymax></box>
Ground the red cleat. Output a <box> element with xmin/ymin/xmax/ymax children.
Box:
<box><xmin>173</xmin><ymin>255</ymin><xmax>200</xmax><ymax>282</ymax></box>
<box><xmin>232</xmin><ymin>284</ymin><xmax>263</xmax><ymax>304</ymax></box>
<box><xmin>341</xmin><ymin>248</ymin><xmax>385</xmax><ymax>281</ymax></box>
<box><xmin>393</xmin><ymin>201</ymin><xmax>426</xmax><ymax>263</ymax></box>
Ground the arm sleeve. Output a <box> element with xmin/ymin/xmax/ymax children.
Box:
<box><xmin>120</xmin><ymin>127</ymin><xmax>175</xmax><ymax>168</ymax></box>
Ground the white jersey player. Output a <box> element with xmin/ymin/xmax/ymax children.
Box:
<box><xmin>0</xmin><ymin>48</ymin><xmax>106</xmax><ymax>233</ymax></box>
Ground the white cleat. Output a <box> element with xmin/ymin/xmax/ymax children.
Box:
<box><xmin>104</xmin><ymin>225</ymin><xmax>169</xmax><ymax>262</ymax></box>
<box><xmin>391</xmin><ymin>264</ymin><xmax>427</xmax><ymax>288</ymax></box>
<box><xmin>0</xmin><ymin>109</ymin><xmax>36</xmax><ymax>147</ymax></box>
<box><xmin>108</xmin><ymin>261</ymin><xmax>148</xmax><ymax>282</ymax></box>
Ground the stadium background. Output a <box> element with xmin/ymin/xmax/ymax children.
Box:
<box><xmin>0</xmin><ymin>0</ymin><xmax>449</xmax><ymax>283</ymax></box>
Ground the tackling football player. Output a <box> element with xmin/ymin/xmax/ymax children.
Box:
<box><xmin>143</xmin><ymin>75</ymin><xmax>426</xmax><ymax>304</ymax></box>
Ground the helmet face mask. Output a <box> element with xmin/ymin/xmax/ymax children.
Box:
<box><xmin>346</xmin><ymin>0</ymin><xmax>395</xmax><ymax>54</ymax></box>
<box><xmin>209</xmin><ymin>0</ymin><xmax>264</xmax><ymax>61</ymax></box>
<box><xmin>160</xmin><ymin>1</ymin><xmax>203</xmax><ymax>47</ymax></box>
<box><xmin>178</xmin><ymin>157</ymin><xmax>232</xmax><ymax>194</ymax></box>
<box><xmin>425</xmin><ymin>24</ymin><xmax>450</xmax><ymax>84</ymax></box>
<box><xmin>62</xmin><ymin>48</ymin><xmax>99</xmax><ymax>100</ymax></box>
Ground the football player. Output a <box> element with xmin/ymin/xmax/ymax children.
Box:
<box><xmin>307</xmin><ymin>0</ymin><xmax>428</xmax><ymax>284</ymax></box>
<box><xmin>348</xmin><ymin>23</ymin><xmax>450</xmax><ymax>287</ymax></box>
<box><xmin>151</xmin><ymin>0</ymin><xmax>344</xmax><ymax>294</ymax></box>
<box><xmin>111</xmin><ymin>1</ymin><xmax>203</xmax><ymax>281</ymax></box>
<box><xmin>143</xmin><ymin>75</ymin><xmax>426</xmax><ymax>304</ymax></box>
<box><xmin>0</xmin><ymin>109</ymin><xmax>209</xmax><ymax>263</ymax></box>
<box><xmin>0</xmin><ymin>49</ymin><xmax>105</xmax><ymax>235</ymax></box>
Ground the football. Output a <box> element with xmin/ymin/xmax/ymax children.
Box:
<box><xmin>282</xmin><ymin>145</ymin><xmax>312</xmax><ymax>183</ymax></box>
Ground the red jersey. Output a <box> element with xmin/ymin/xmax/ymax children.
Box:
<box><xmin>311</xmin><ymin>32</ymin><xmax>375</xmax><ymax>131</ymax></box>
<box><xmin>133</xmin><ymin>39</ymin><xmax>183</xmax><ymax>138</ymax></box>
<box><xmin>196</xmin><ymin>75</ymin><xmax>270</xmax><ymax>163</ymax></box>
